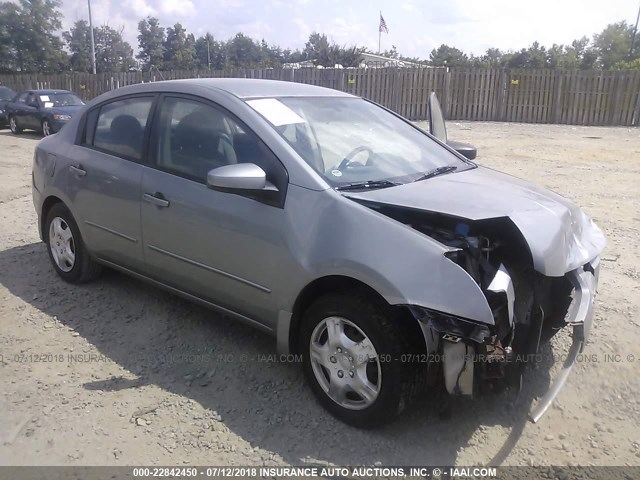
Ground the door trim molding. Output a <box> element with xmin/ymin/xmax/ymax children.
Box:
<box><xmin>96</xmin><ymin>258</ymin><xmax>274</xmax><ymax>334</ymax></box>
<box><xmin>85</xmin><ymin>220</ymin><xmax>138</xmax><ymax>243</ymax></box>
<box><xmin>147</xmin><ymin>244</ymin><xmax>271</xmax><ymax>293</ymax></box>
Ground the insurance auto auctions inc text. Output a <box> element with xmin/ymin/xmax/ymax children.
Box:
<box><xmin>245</xmin><ymin>466</ymin><xmax>496</xmax><ymax>478</ymax></box>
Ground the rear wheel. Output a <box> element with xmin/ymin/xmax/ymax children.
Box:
<box><xmin>9</xmin><ymin>115</ymin><xmax>22</xmax><ymax>134</ymax></box>
<box><xmin>42</xmin><ymin>119</ymin><xmax>52</xmax><ymax>136</ymax></box>
<box><xmin>299</xmin><ymin>292</ymin><xmax>418</xmax><ymax>428</ymax></box>
<box><xmin>44</xmin><ymin>203</ymin><xmax>102</xmax><ymax>283</ymax></box>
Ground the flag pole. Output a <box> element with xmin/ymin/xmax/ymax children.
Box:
<box><xmin>88</xmin><ymin>0</ymin><xmax>96</xmax><ymax>74</ymax></box>
<box><xmin>378</xmin><ymin>11</ymin><xmax>381</xmax><ymax>53</ymax></box>
<box><xmin>630</xmin><ymin>0</ymin><xmax>640</xmax><ymax>56</ymax></box>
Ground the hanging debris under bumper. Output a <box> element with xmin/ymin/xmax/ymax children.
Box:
<box><xmin>528</xmin><ymin>257</ymin><xmax>600</xmax><ymax>423</ymax></box>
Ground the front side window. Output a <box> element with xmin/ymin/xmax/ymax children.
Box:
<box><xmin>248</xmin><ymin>96</ymin><xmax>472</xmax><ymax>187</ymax></box>
<box><xmin>93</xmin><ymin>97</ymin><xmax>153</xmax><ymax>161</ymax></box>
<box><xmin>17</xmin><ymin>93</ymin><xmax>28</xmax><ymax>103</ymax></box>
<box><xmin>154</xmin><ymin>97</ymin><xmax>284</xmax><ymax>186</ymax></box>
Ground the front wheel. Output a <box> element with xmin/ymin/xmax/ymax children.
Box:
<box><xmin>9</xmin><ymin>115</ymin><xmax>22</xmax><ymax>134</ymax></box>
<box><xmin>42</xmin><ymin>119</ymin><xmax>52</xmax><ymax>136</ymax></box>
<box><xmin>44</xmin><ymin>203</ymin><xmax>102</xmax><ymax>283</ymax></box>
<box><xmin>299</xmin><ymin>292</ymin><xmax>418</xmax><ymax>428</ymax></box>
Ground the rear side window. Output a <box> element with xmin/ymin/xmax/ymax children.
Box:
<box><xmin>92</xmin><ymin>97</ymin><xmax>153</xmax><ymax>161</ymax></box>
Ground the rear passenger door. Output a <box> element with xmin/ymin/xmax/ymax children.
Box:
<box><xmin>66</xmin><ymin>95</ymin><xmax>156</xmax><ymax>272</ymax></box>
<box><xmin>140</xmin><ymin>94</ymin><xmax>289</xmax><ymax>327</ymax></box>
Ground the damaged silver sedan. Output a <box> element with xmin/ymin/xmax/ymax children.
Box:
<box><xmin>32</xmin><ymin>79</ymin><xmax>605</xmax><ymax>428</ymax></box>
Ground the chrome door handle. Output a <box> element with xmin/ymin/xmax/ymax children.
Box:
<box><xmin>143</xmin><ymin>193</ymin><xmax>170</xmax><ymax>208</ymax></box>
<box><xmin>69</xmin><ymin>165</ymin><xmax>86</xmax><ymax>176</ymax></box>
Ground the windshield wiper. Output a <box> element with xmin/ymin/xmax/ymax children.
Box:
<box><xmin>414</xmin><ymin>165</ymin><xmax>458</xmax><ymax>182</ymax></box>
<box><xmin>335</xmin><ymin>179</ymin><xmax>400</xmax><ymax>191</ymax></box>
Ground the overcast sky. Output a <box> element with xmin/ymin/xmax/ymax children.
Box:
<box><xmin>58</xmin><ymin>0</ymin><xmax>639</xmax><ymax>58</ymax></box>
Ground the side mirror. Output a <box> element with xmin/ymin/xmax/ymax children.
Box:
<box><xmin>428</xmin><ymin>92</ymin><xmax>478</xmax><ymax>161</ymax></box>
<box><xmin>427</xmin><ymin>92</ymin><xmax>447</xmax><ymax>143</ymax></box>
<box><xmin>207</xmin><ymin>163</ymin><xmax>268</xmax><ymax>191</ymax></box>
<box><xmin>207</xmin><ymin>163</ymin><xmax>281</xmax><ymax>206</ymax></box>
<box><xmin>446</xmin><ymin>140</ymin><xmax>477</xmax><ymax>161</ymax></box>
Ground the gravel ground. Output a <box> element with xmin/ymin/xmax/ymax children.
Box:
<box><xmin>0</xmin><ymin>122</ymin><xmax>639</xmax><ymax>467</ymax></box>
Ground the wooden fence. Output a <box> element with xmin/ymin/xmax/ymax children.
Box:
<box><xmin>1</xmin><ymin>68</ymin><xmax>639</xmax><ymax>126</ymax></box>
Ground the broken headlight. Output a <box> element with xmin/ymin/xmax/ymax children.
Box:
<box><xmin>409</xmin><ymin>306</ymin><xmax>491</xmax><ymax>344</ymax></box>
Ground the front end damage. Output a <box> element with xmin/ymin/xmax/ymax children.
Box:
<box><xmin>362</xmin><ymin>202</ymin><xmax>602</xmax><ymax>422</ymax></box>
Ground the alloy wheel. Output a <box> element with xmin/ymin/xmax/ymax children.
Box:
<box><xmin>42</xmin><ymin>120</ymin><xmax>51</xmax><ymax>136</ymax></box>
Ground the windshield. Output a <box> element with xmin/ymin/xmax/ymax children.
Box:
<box><xmin>39</xmin><ymin>93</ymin><xmax>84</xmax><ymax>107</ymax></box>
<box><xmin>248</xmin><ymin>96</ymin><xmax>471</xmax><ymax>186</ymax></box>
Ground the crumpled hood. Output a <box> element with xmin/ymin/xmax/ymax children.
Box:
<box><xmin>343</xmin><ymin>166</ymin><xmax>606</xmax><ymax>277</ymax></box>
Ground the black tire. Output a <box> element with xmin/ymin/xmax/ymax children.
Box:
<box><xmin>44</xmin><ymin>203</ymin><xmax>102</xmax><ymax>283</ymax></box>
<box><xmin>41</xmin><ymin>118</ymin><xmax>52</xmax><ymax>137</ymax></box>
<box><xmin>9</xmin><ymin>115</ymin><xmax>22</xmax><ymax>134</ymax></box>
<box><xmin>299</xmin><ymin>292</ymin><xmax>418</xmax><ymax>428</ymax></box>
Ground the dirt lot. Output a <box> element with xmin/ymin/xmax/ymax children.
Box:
<box><xmin>0</xmin><ymin>122</ymin><xmax>639</xmax><ymax>467</ymax></box>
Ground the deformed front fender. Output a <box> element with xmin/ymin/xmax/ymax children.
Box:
<box><xmin>281</xmin><ymin>187</ymin><xmax>495</xmax><ymax>326</ymax></box>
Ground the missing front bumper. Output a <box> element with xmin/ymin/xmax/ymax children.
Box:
<box><xmin>528</xmin><ymin>257</ymin><xmax>600</xmax><ymax>423</ymax></box>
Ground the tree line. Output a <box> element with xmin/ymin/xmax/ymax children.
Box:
<box><xmin>426</xmin><ymin>22</ymin><xmax>640</xmax><ymax>71</ymax></box>
<box><xmin>0</xmin><ymin>0</ymin><xmax>638</xmax><ymax>74</ymax></box>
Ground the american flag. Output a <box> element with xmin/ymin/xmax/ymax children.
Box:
<box><xmin>379</xmin><ymin>13</ymin><xmax>389</xmax><ymax>34</ymax></box>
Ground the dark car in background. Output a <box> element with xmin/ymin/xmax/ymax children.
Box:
<box><xmin>7</xmin><ymin>89</ymin><xmax>84</xmax><ymax>136</ymax></box>
<box><xmin>0</xmin><ymin>86</ymin><xmax>16</xmax><ymax>128</ymax></box>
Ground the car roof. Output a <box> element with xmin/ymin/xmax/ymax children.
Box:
<box><xmin>28</xmin><ymin>89</ymin><xmax>73</xmax><ymax>94</ymax></box>
<box><xmin>130</xmin><ymin>78</ymin><xmax>354</xmax><ymax>99</ymax></box>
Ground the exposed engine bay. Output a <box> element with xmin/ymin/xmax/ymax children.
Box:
<box><xmin>359</xmin><ymin>202</ymin><xmax>582</xmax><ymax>407</ymax></box>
